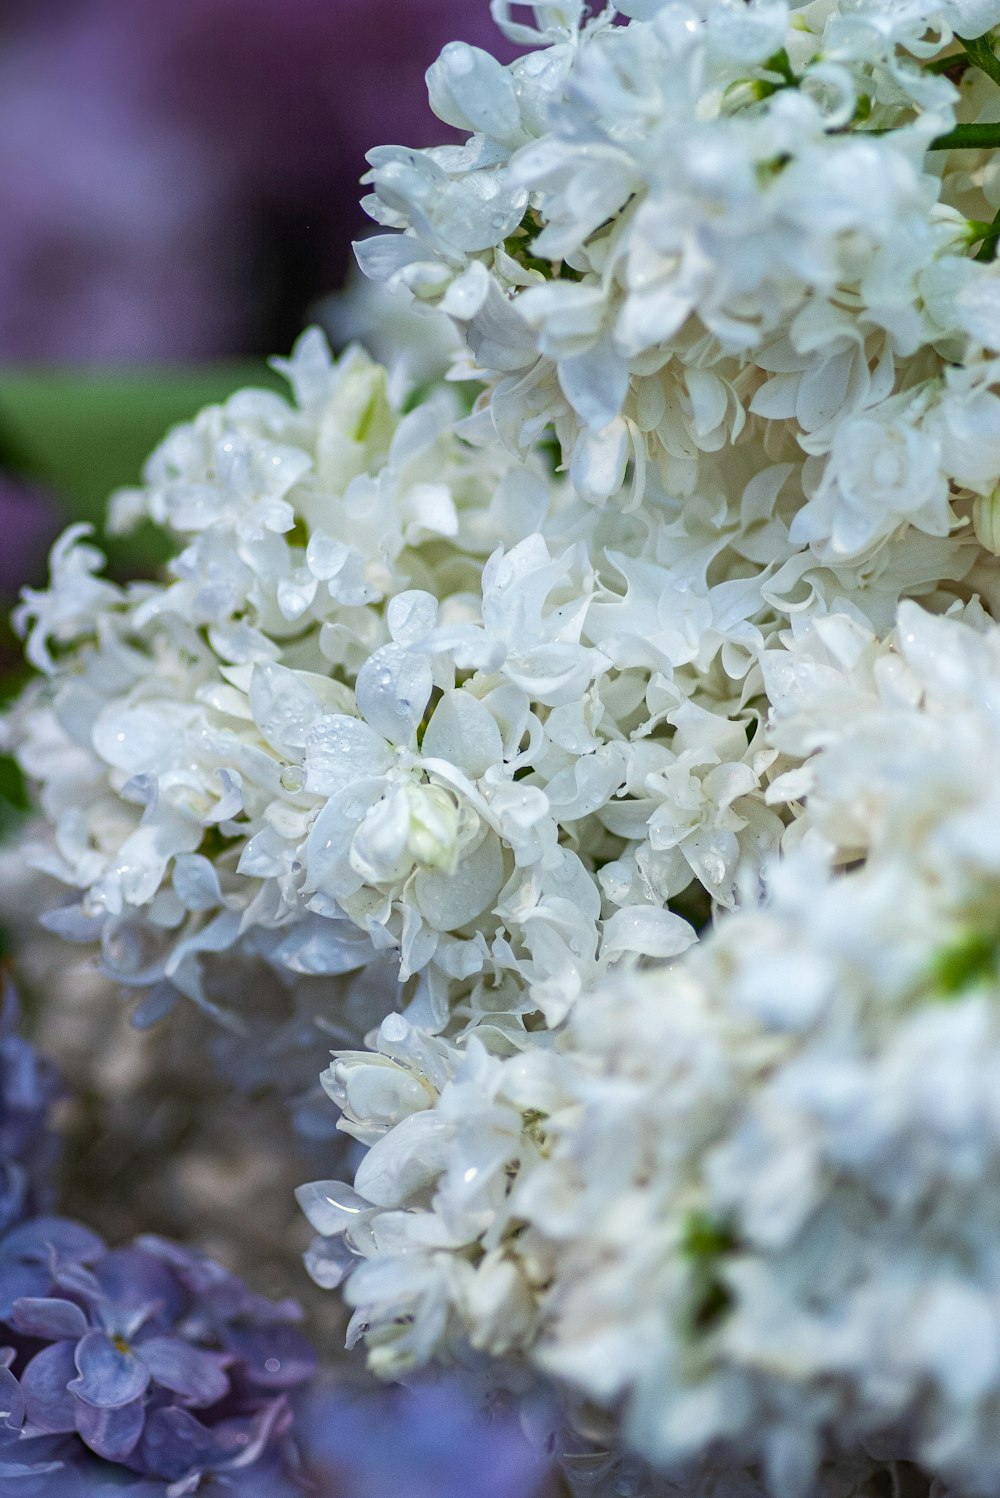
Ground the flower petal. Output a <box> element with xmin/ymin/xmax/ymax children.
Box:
<box><xmin>0</xmin><ymin>1218</ymin><xmax>103</xmax><ymax>1267</ymax></box>
<box><xmin>200</xmin><ymin>1398</ymin><xmax>290</xmax><ymax>1473</ymax></box>
<box><xmin>74</xmin><ymin>1393</ymin><xmax>145</xmax><ymax>1463</ymax></box>
<box><xmin>20</xmin><ymin>1342</ymin><xmax>78</xmax><ymax>1433</ymax></box>
<box><xmin>223</xmin><ymin>1322</ymin><xmax>316</xmax><ymax>1390</ymax></box>
<box><xmin>304</xmin><ymin>715</ymin><xmax>391</xmax><ymax>797</ymax></box>
<box><xmin>0</xmin><ymin>1261</ymin><xmax>54</xmax><ymax>1320</ymax></box>
<box><xmin>91</xmin><ymin>1246</ymin><xmax>182</xmax><ymax>1333</ymax></box>
<box><xmin>138</xmin><ymin>1404</ymin><xmax>216</xmax><ymax>1482</ymax></box>
<box><xmin>355</xmin><ymin>643</ymin><xmax>432</xmax><ymax>745</ymax></box>
<box><xmin>139</xmin><ymin>1337</ymin><xmax>231</xmax><ymax>1407</ymax></box>
<box><xmin>10</xmin><ymin>1297</ymin><xmax>89</xmax><ymax>1342</ymax></box>
<box><xmin>69</xmin><ymin>1329</ymin><xmax>150</xmax><ymax>1410</ymax></box>
<box><xmin>0</xmin><ymin>1364</ymin><xmax>24</xmax><ymax>1436</ymax></box>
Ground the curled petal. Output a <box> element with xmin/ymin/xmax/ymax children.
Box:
<box><xmin>10</xmin><ymin>1297</ymin><xmax>88</xmax><ymax>1342</ymax></box>
<box><xmin>69</xmin><ymin>1330</ymin><xmax>149</xmax><ymax>1410</ymax></box>
<box><xmin>20</xmin><ymin>1342</ymin><xmax>78</xmax><ymax>1433</ymax></box>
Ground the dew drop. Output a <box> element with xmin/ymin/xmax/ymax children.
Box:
<box><xmin>280</xmin><ymin>765</ymin><xmax>305</xmax><ymax>793</ymax></box>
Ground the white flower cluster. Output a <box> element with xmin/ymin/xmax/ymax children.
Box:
<box><xmin>360</xmin><ymin>0</ymin><xmax>1000</xmax><ymax>564</ymax></box>
<box><xmin>12</xmin><ymin>2</ymin><xmax>1000</xmax><ymax>1494</ymax></box>
<box><xmin>303</xmin><ymin>603</ymin><xmax>1000</xmax><ymax>1495</ymax></box>
<box><xmin>9</xmin><ymin>327</ymin><xmax>813</xmax><ymax>1045</ymax></box>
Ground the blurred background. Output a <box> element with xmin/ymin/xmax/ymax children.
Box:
<box><xmin>0</xmin><ymin>0</ymin><xmax>511</xmax><ymax>608</ymax></box>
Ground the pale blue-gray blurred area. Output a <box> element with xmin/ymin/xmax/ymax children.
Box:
<box><xmin>0</xmin><ymin>0</ymin><xmax>506</xmax><ymax>610</ymax></box>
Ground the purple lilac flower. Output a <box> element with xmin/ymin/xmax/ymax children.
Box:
<box><xmin>0</xmin><ymin>1221</ymin><xmax>313</xmax><ymax>1489</ymax></box>
<box><xmin>0</xmin><ymin>983</ymin><xmax>61</xmax><ymax>1237</ymax></box>
<box><xmin>0</xmin><ymin>991</ymin><xmax>315</xmax><ymax>1491</ymax></box>
<box><xmin>297</xmin><ymin>1376</ymin><xmax>552</xmax><ymax>1498</ymax></box>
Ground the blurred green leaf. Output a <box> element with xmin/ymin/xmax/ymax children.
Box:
<box><xmin>0</xmin><ymin>362</ymin><xmax>286</xmax><ymax>570</ymax></box>
<box><xmin>0</xmin><ymin>754</ymin><xmax>28</xmax><ymax>812</ymax></box>
<box><xmin>0</xmin><ymin>755</ymin><xmax>29</xmax><ymax>859</ymax></box>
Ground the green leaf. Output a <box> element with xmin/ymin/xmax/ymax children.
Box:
<box><xmin>973</xmin><ymin>202</ymin><xmax>1000</xmax><ymax>262</ymax></box>
<box><xmin>0</xmin><ymin>362</ymin><xmax>286</xmax><ymax>572</ymax></box>
<box><xmin>928</xmin><ymin>926</ymin><xmax>1000</xmax><ymax>997</ymax></box>
<box><xmin>958</xmin><ymin>31</ymin><xmax>1000</xmax><ymax>90</ymax></box>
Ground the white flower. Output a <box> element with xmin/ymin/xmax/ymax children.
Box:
<box><xmin>307</xmin><ymin>602</ymin><xmax>1000</xmax><ymax>1491</ymax></box>
<box><xmin>11</xmin><ymin>330</ymin><xmax>806</xmax><ymax>1046</ymax></box>
<box><xmin>791</xmin><ymin>408</ymin><xmax>952</xmax><ymax>560</ymax></box>
<box><xmin>358</xmin><ymin>0</ymin><xmax>1000</xmax><ymax>512</ymax></box>
<box><xmin>14</xmin><ymin>7</ymin><xmax>1000</xmax><ymax>1487</ymax></box>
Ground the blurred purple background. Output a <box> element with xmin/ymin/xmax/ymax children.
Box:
<box><xmin>0</xmin><ymin>0</ymin><xmax>514</xmax><ymax>615</ymax></box>
<box><xmin>0</xmin><ymin>0</ymin><xmax>506</xmax><ymax>363</ymax></box>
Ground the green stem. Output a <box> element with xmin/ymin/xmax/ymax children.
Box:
<box><xmin>958</xmin><ymin>31</ymin><xmax>1000</xmax><ymax>90</ymax></box>
<box><xmin>973</xmin><ymin>203</ymin><xmax>1000</xmax><ymax>261</ymax></box>
<box><xmin>928</xmin><ymin>122</ymin><xmax>1000</xmax><ymax>149</ymax></box>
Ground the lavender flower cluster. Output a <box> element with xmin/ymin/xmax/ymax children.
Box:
<box><xmin>0</xmin><ymin>986</ymin><xmax>60</xmax><ymax>1238</ymax></box>
<box><xmin>0</xmin><ymin>982</ymin><xmax>314</xmax><ymax>1495</ymax></box>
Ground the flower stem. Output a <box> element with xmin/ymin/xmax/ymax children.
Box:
<box><xmin>929</xmin><ymin>122</ymin><xmax>1000</xmax><ymax>150</ymax></box>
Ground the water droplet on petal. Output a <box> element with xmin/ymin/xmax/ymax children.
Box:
<box><xmin>280</xmin><ymin>765</ymin><xmax>305</xmax><ymax>793</ymax></box>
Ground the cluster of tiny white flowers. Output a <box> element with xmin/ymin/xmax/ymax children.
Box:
<box><xmin>310</xmin><ymin>605</ymin><xmax>1000</xmax><ymax>1495</ymax></box>
<box><xmin>9</xmin><ymin>327</ymin><xmax>815</xmax><ymax>1045</ymax></box>
<box><xmin>13</xmin><ymin>2</ymin><xmax>1000</xmax><ymax>1494</ymax></box>
<box><xmin>360</xmin><ymin>0</ymin><xmax>1000</xmax><ymax>562</ymax></box>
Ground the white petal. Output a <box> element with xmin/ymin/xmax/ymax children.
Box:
<box><xmin>421</xmin><ymin>691</ymin><xmax>504</xmax><ymax>780</ymax></box>
<box><xmin>601</xmin><ymin>905</ymin><xmax>696</xmax><ymax>959</ymax></box>
<box><xmin>304</xmin><ymin>716</ymin><xmax>391</xmax><ymax>796</ymax></box>
<box><xmin>356</xmin><ymin>644</ymin><xmax>434</xmax><ymax>745</ymax></box>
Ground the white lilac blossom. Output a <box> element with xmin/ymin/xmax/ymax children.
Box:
<box><xmin>8</xmin><ymin>325</ymin><xmax>986</xmax><ymax>1047</ymax></box>
<box><xmin>12</xmin><ymin>6</ymin><xmax>1000</xmax><ymax>1498</ymax></box>
<box><xmin>358</xmin><ymin>0</ymin><xmax>1000</xmax><ymax>564</ymax></box>
<box><xmin>313</xmin><ymin>604</ymin><xmax>1000</xmax><ymax>1496</ymax></box>
<box><xmin>7</xmin><ymin>326</ymin><xmax>843</xmax><ymax>1046</ymax></box>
